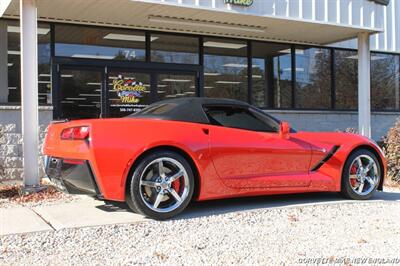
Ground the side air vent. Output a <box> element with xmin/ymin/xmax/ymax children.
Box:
<box><xmin>311</xmin><ymin>145</ymin><xmax>340</xmax><ymax>172</ymax></box>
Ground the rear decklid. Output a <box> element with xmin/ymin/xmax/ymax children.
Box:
<box><xmin>43</xmin><ymin>119</ymin><xmax>95</xmax><ymax>160</ymax></box>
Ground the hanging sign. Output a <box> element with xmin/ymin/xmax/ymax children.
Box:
<box><xmin>224</xmin><ymin>0</ymin><xmax>253</xmax><ymax>7</ymax></box>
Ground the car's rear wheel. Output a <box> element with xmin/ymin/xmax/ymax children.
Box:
<box><xmin>341</xmin><ymin>149</ymin><xmax>381</xmax><ymax>200</ymax></box>
<box><xmin>126</xmin><ymin>150</ymin><xmax>194</xmax><ymax>220</ymax></box>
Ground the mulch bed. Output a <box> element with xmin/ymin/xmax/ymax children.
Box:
<box><xmin>0</xmin><ymin>185</ymin><xmax>66</xmax><ymax>204</ymax></box>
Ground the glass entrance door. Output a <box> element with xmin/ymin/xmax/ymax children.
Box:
<box><xmin>58</xmin><ymin>68</ymin><xmax>103</xmax><ymax>119</ymax></box>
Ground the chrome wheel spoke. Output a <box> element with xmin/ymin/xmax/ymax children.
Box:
<box><xmin>153</xmin><ymin>192</ymin><xmax>164</xmax><ymax>209</ymax></box>
<box><xmin>168</xmin><ymin>170</ymin><xmax>183</xmax><ymax>183</ymax></box>
<box><xmin>365</xmin><ymin>160</ymin><xmax>375</xmax><ymax>172</ymax></box>
<box><xmin>140</xmin><ymin>180</ymin><xmax>158</xmax><ymax>188</ymax></box>
<box><xmin>357</xmin><ymin>182</ymin><xmax>365</xmax><ymax>193</ymax></box>
<box><xmin>158</xmin><ymin>160</ymin><xmax>165</xmax><ymax>177</ymax></box>
<box><xmin>168</xmin><ymin>188</ymin><xmax>182</xmax><ymax>203</ymax></box>
<box><xmin>365</xmin><ymin>176</ymin><xmax>376</xmax><ymax>187</ymax></box>
<box><xmin>357</xmin><ymin>158</ymin><xmax>363</xmax><ymax>168</ymax></box>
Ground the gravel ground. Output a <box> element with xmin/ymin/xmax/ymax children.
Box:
<box><xmin>1</xmin><ymin>200</ymin><xmax>400</xmax><ymax>265</ymax></box>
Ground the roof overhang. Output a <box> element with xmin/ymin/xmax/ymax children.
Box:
<box><xmin>0</xmin><ymin>0</ymin><xmax>382</xmax><ymax>45</ymax></box>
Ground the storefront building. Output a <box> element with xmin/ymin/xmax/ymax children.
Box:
<box><xmin>0</xmin><ymin>0</ymin><xmax>399</xmax><ymax>184</ymax></box>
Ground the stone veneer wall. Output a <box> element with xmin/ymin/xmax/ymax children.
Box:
<box><xmin>0</xmin><ymin>106</ymin><xmax>52</xmax><ymax>181</ymax></box>
<box><xmin>0</xmin><ymin>106</ymin><xmax>398</xmax><ymax>181</ymax></box>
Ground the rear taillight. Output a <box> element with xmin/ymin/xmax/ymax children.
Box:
<box><xmin>61</xmin><ymin>126</ymin><xmax>90</xmax><ymax>140</ymax></box>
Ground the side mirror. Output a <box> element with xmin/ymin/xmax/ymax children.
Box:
<box><xmin>279</xmin><ymin>121</ymin><xmax>291</xmax><ymax>139</ymax></box>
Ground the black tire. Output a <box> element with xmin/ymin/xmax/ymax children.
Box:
<box><xmin>126</xmin><ymin>150</ymin><xmax>195</xmax><ymax>220</ymax></box>
<box><xmin>341</xmin><ymin>149</ymin><xmax>381</xmax><ymax>200</ymax></box>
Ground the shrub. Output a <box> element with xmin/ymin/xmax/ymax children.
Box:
<box><xmin>383</xmin><ymin>118</ymin><xmax>400</xmax><ymax>184</ymax></box>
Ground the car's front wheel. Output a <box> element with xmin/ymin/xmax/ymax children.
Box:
<box><xmin>341</xmin><ymin>149</ymin><xmax>381</xmax><ymax>200</ymax></box>
<box><xmin>126</xmin><ymin>150</ymin><xmax>194</xmax><ymax>220</ymax></box>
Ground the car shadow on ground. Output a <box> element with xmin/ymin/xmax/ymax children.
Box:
<box><xmin>95</xmin><ymin>191</ymin><xmax>400</xmax><ymax>220</ymax></box>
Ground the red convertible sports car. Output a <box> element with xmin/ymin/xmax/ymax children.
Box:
<box><xmin>44</xmin><ymin>97</ymin><xmax>386</xmax><ymax>219</ymax></box>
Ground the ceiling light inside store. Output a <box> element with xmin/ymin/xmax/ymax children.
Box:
<box><xmin>346</xmin><ymin>55</ymin><xmax>385</xmax><ymax>61</ymax></box>
<box><xmin>8</xmin><ymin>50</ymin><xmax>20</xmax><ymax>55</ymax></box>
<box><xmin>61</xmin><ymin>74</ymin><xmax>74</xmax><ymax>78</ymax></box>
<box><xmin>252</xmin><ymin>75</ymin><xmax>263</xmax><ymax>78</ymax></box>
<box><xmin>86</xmin><ymin>82</ymin><xmax>102</xmax><ymax>86</ymax></box>
<box><xmin>39</xmin><ymin>74</ymin><xmax>51</xmax><ymax>77</ymax></box>
<box><xmin>204</xmin><ymin>72</ymin><xmax>221</xmax><ymax>76</ymax></box>
<box><xmin>148</xmin><ymin>16</ymin><xmax>266</xmax><ymax>34</ymax></box>
<box><xmin>8</xmin><ymin>63</ymin><xmax>13</xmax><ymax>67</ymax></box>
<box><xmin>79</xmin><ymin>94</ymin><xmax>101</xmax><ymax>97</ymax></box>
<box><xmin>8</xmin><ymin>87</ymin><xmax>17</xmax><ymax>90</ymax></box>
<box><xmin>279</xmin><ymin>49</ymin><xmax>304</xmax><ymax>54</ymax></box>
<box><xmin>8</xmin><ymin>26</ymin><xmax>50</xmax><ymax>35</ymax></box>
<box><xmin>204</xmin><ymin>41</ymin><xmax>247</xmax><ymax>49</ymax></box>
<box><xmin>65</xmin><ymin>98</ymin><xmax>86</xmax><ymax>100</ymax></box>
<box><xmin>71</xmin><ymin>54</ymin><xmax>115</xmax><ymax>60</ymax></box>
<box><xmin>162</xmin><ymin>79</ymin><xmax>192</xmax><ymax>83</ymax></box>
<box><xmin>223</xmin><ymin>63</ymin><xmax>259</xmax><ymax>68</ymax></box>
<box><xmin>103</xmin><ymin>33</ymin><xmax>158</xmax><ymax>42</ymax></box>
<box><xmin>215</xmin><ymin>81</ymin><xmax>242</xmax><ymax>84</ymax></box>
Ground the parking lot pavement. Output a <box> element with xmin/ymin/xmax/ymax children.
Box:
<box><xmin>1</xmin><ymin>190</ymin><xmax>399</xmax><ymax>236</ymax></box>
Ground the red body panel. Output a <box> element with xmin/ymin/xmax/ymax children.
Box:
<box><xmin>43</xmin><ymin>118</ymin><xmax>386</xmax><ymax>202</ymax></box>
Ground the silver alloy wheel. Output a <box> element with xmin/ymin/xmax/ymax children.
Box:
<box><xmin>349</xmin><ymin>154</ymin><xmax>380</xmax><ymax>196</ymax></box>
<box><xmin>139</xmin><ymin>157</ymin><xmax>190</xmax><ymax>213</ymax></box>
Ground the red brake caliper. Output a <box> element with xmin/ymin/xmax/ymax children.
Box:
<box><xmin>171</xmin><ymin>175</ymin><xmax>181</xmax><ymax>193</ymax></box>
<box><xmin>350</xmin><ymin>165</ymin><xmax>358</xmax><ymax>187</ymax></box>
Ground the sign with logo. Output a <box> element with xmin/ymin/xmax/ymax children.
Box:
<box><xmin>224</xmin><ymin>0</ymin><xmax>253</xmax><ymax>7</ymax></box>
<box><xmin>110</xmin><ymin>75</ymin><xmax>148</xmax><ymax>113</ymax></box>
<box><xmin>112</xmin><ymin>75</ymin><xmax>146</xmax><ymax>103</ymax></box>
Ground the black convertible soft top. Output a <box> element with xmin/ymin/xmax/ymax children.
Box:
<box><xmin>129</xmin><ymin>97</ymin><xmax>250</xmax><ymax>124</ymax></box>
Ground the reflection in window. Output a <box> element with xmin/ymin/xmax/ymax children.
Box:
<box><xmin>0</xmin><ymin>20</ymin><xmax>51</xmax><ymax>105</ymax></box>
<box><xmin>151</xmin><ymin>34</ymin><xmax>199</xmax><ymax>64</ymax></box>
<box><xmin>59</xmin><ymin>69</ymin><xmax>102</xmax><ymax>119</ymax></box>
<box><xmin>55</xmin><ymin>24</ymin><xmax>145</xmax><ymax>61</ymax></box>
<box><xmin>273</xmin><ymin>49</ymin><xmax>292</xmax><ymax>108</ymax></box>
<box><xmin>335</xmin><ymin>50</ymin><xmax>358</xmax><ymax>110</ymax></box>
<box><xmin>204</xmin><ymin>38</ymin><xmax>248</xmax><ymax>101</ymax></box>
<box><xmin>157</xmin><ymin>74</ymin><xmax>196</xmax><ymax>100</ymax></box>
<box><xmin>371</xmin><ymin>53</ymin><xmax>400</xmax><ymax>111</ymax></box>
<box><xmin>252</xmin><ymin>42</ymin><xmax>292</xmax><ymax>108</ymax></box>
<box><xmin>295</xmin><ymin>47</ymin><xmax>331</xmax><ymax>109</ymax></box>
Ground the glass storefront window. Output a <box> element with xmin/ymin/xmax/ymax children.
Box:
<box><xmin>273</xmin><ymin>48</ymin><xmax>293</xmax><ymax>108</ymax></box>
<box><xmin>371</xmin><ymin>53</ymin><xmax>400</xmax><ymax>111</ymax></box>
<box><xmin>335</xmin><ymin>50</ymin><xmax>358</xmax><ymax>110</ymax></box>
<box><xmin>252</xmin><ymin>42</ymin><xmax>292</xmax><ymax>108</ymax></box>
<box><xmin>204</xmin><ymin>38</ymin><xmax>248</xmax><ymax>101</ymax></box>
<box><xmin>295</xmin><ymin>47</ymin><xmax>331</xmax><ymax>109</ymax></box>
<box><xmin>157</xmin><ymin>73</ymin><xmax>196</xmax><ymax>100</ymax></box>
<box><xmin>151</xmin><ymin>34</ymin><xmax>199</xmax><ymax>64</ymax></box>
<box><xmin>55</xmin><ymin>24</ymin><xmax>146</xmax><ymax>61</ymax></box>
<box><xmin>108</xmin><ymin>71</ymin><xmax>151</xmax><ymax>117</ymax></box>
<box><xmin>59</xmin><ymin>69</ymin><xmax>102</xmax><ymax>119</ymax></box>
<box><xmin>0</xmin><ymin>20</ymin><xmax>51</xmax><ymax>105</ymax></box>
